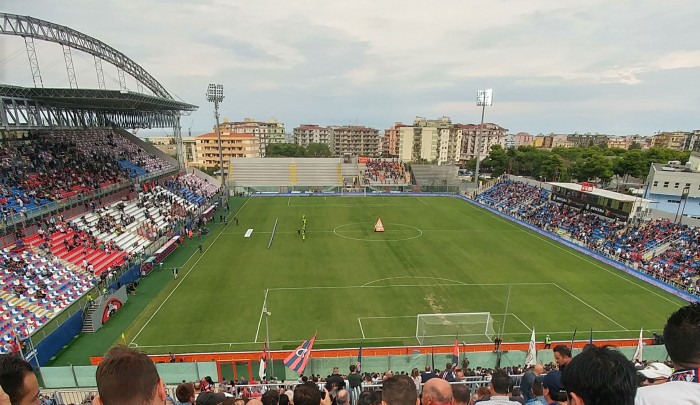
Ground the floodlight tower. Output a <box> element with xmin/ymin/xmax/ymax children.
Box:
<box><xmin>206</xmin><ymin>84</ymin><xmax>226</xmax><ymax>204</ymax></box>
<box><xmin>474</xmin><ymin>89</ymin><xmax>493</xmax><ymax>187</ymax></box>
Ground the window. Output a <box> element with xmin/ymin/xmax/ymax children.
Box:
<box><xmin>663</xmin><ymin>181</ymin><xmax>669</xmax><ymax>188</ymax></box>
<box><xmin>653</xmin><ymin>181</ymin><xmax>658</xmax><ymax>187</ymax></box>
<box><xmin>686</xmin><ymin>183</ymin><xmax>691</xmax><ymax>187</ymax></box>
<box><xmin>675</xmin><ymin>183</ymin><xmax>680</xmax><ymax>188</ymax></box>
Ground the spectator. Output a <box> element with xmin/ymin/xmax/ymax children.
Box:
<box><xmin>357</xmin><ymin>392</ymin><xmax>372</xmax><ymax>405</ymax></box>
<box><xmin>294</xmin><ymin>382</ymin><xmax>330</xmax><ymax>405</ymax></box>
<box><xmin>421</xmin><ymin>366</ymin><xmax>438</xmax><ymax>383</ymax></box>
<box><xmin>542</xmin><ymin>371</ymin><xmax>567</xmax><ymax>405</ymax></box>
<box><xmin>422</xmin><ymin>377</ymin><xmax>452</xmax><ymax>405</ymax></box>
<box><xmin>520</xmin><ymin>364</ymin><xmax>544</xmax><ymax>402</ymax></box>
<box><xmin>525</xmin><ymin>380</ymin><xmax>546</xmax><ymax>405</ymax></box>
<box><xmin>326</xmin><ymin>367</ymin><xmax>346</xmax><ymax>394</ymax></box>
<box><xmin>635</xmin><ymin>302</ymin><xmax>700</xmax><ymax>404</ymax></box>
<box><xmin>451</xmin><ymin>384</ymin><xmax>470</xmax><ymax>405</ymax></box>
<box><xmin>562</xmin><ymin>346</ymin><xmax>637</xmax><ymax>405</ymax></box>
<box><xmin>476</xmin><ymin>369</ymin><xmax>510</xmax><ymax>404</ymax></box>
<box><xmin>0</xmin><ymin>354</ymin><xmax>39</xmax><ymax>405</ymax></box>
<box><xmin>552</xmin><ymin>345</ymin><xmax>572</xmax><ymax>370</ymax></box>
<box><xmin>196</xmin><ymin>392</ymin><xmax>227</xmax><ymax>405</ymax></box>
<box><xmin>262</xmin><ymin>390</ymin><xmax>280</xmax><ymax>405</ymax></box>
<box><xmin>381</xmin><ymin>375</ymin><xmax>418</xmax><ymax>405</ymax></box>
<box><xmin>94</xmin><ymin>346</ymin><xmax>167</xmax><ymax>405</ymax></box>
<box><xmin>348</xmin><ymin>365</ymin><xmax>362</xmax><ymax>404</ymax></box>
<box><xmin>336</xmin><ymin>390</ymin><xmax>350</xmax><ymax>405</ymax></box>
<box><xmin>637</xmin><ymin>363</ymin><xmax>672</xmax><ymax>386</ymax></box>
<box><xmin>176</xmin><ymin>382</ymin><xmax>195</xmax><ymax>405</ymax></box>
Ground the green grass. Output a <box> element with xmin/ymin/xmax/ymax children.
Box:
<box><xmin>118</xmin><ymin>196</ymin><xmax>685</xmax><ymax>355</ymax></box>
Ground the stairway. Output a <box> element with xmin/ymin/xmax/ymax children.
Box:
<box><xmin>81</xmin><ymin>301</ymin><xmax>98</xmax><ymax>333</ymax></box>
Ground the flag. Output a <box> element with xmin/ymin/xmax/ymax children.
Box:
<box><xmin>589</xmin><ymin>328</ymin><xmax>593</xmax><ymax>345</ymax></box>
<box><xmin>525</xmin><ymin>327</ymin><xmax>536</xmax><ymax>367</ymax></box>
<box><xmin>356</xmin><ymin>346</ymin><xmax>362</xmax><ymax>372</ymax></box>
<box><xmin>633</xmin><ymin>328</ymin><xmax>644</xmax><ymax>363</ymax></box>
<box><xmin>431</xmin><ymin>346</ymin><xmax>435</xmax><ymax>370</ymax></box>
<box><xmin>452</xmin><ymin>338</ymin><xmax>459</xmax><ymax>367</ymax></box>
<box><xmin>284</xmin><ymin>333</ymin><xmax>316</xmax><ymax>374</ymax></box>
<box><xmin>258</xmin><ymin>341</ymin><xmax>267</xmax><ymax>380</ymax></box>
<box><xmin>569</xmin><ymin>327</ymin><xmax>577</xmax><ymax>350</ymax></box>
<box><xmin>121</xmin><ymin>332</ymin><xmax>126</xmax><ymax>345</ymax></box>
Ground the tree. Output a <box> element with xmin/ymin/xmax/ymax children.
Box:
<box><xmin>305</xmin><ymin>143</ymin><xmax>332</xmax><ymax>157</ymax></box>
<box><xmin>487</xmin><ymin>145</ymin><xmax>507</xmax><ymax>177</ymax></box>
<box><xmin>266</xmin><ymin>143</ymin><xmax>306</xmax><ymax>157</ymax></box>
<box><xmin>570</xmin><ymin>154</ymin><xmax>613</xmax><ymax>183</ymax></box>
<box><xmin>539</xmin><ymin>154</ymin><xmax>564</xmax><ymax>182</ymax></box>
<box><xmin>629</xmin><ymin>141</ymin><xmax>642</xmax><ymax>150</ymax></box>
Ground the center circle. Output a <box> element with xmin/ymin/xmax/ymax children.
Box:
<box><xmin>333</xmin><ymin>222</ymin><xmax>423</xmax><ymax>242</ymax></box>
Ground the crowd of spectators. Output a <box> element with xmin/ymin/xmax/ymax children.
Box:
<box><xmin>477</xmin><ymin>180</ymin><xmax>700</xmax><ymax>296</ymax></box>
<box><xmin>163</xmin><ymin>173</ymin><xmax>220</xmax><ymax>206</ymax></box>
<box><xmin>1</xmin><ymin>129</ymin><xmax>175</xmax><ymax>224</ymax></box>
<box><xmin>362</xmin><ymin>159</ymin><xmax>408</xmax><ymax>185</ymax></box>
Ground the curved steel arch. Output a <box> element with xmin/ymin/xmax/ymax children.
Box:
<box><xmin>0</xmin><ymin>13</ymin><xmax>172</xmax><ymax>100</ymax></box>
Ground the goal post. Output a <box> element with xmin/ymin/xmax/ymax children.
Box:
<box><xmin>416</xmin><ymin>312</ymin><xmax>497</xmax><ymax>345</ymax></box>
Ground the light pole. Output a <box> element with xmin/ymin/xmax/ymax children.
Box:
<box><xmin>474</xmin><ymin>89</ymin><xmax>493</xmax><ymax>188</ymax></box>
<box><xmin>263</xmin><ymin>308</ymin><xmax>273</xmax><ymax>378</ymax></box>
<box><xmin>675</xmin><ymin>186</ymin><xmax>690</xmax><ymax>224</ymax></box>
<box><xmin>206</xmin><ymin>84</ymin><xmax>226</xmax><ymax>205</ymax></box>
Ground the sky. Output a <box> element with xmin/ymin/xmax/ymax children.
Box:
<box><xmin>1</xmin><ymin>0</ymin><xmax>700</xmax><ymax>136</ymax></box>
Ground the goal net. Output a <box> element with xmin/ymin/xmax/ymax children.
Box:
<box><xmin>416</xmin><ymin>312</ymin><xmax>497</xmax><ymax>345</ymax></box>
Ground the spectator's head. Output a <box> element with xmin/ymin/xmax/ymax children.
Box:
<box><xmin>332</xmin><ymin>367</ymin><xmax>340</xmax><ymax>375</ymax></box>
<box><xmin>381</xmin><ymin>375</ymin><xmax>418</xmax><ymax>405</ymax></box>
<box><xmin>293</xmin><ymin>382</ymin><xmax>322</xmax><ymax>405</ymax></box>
<box><xmin>424</xmin><ymin>366</ymin><xmax>431</xmax><ymax>372</ymax></box>
<box><xmin>552</xmin><ymin>345</ymin><xmax>572</xmax><ymax>368</ymax></box>
<box><xmin>543</xmin><ymin>370</ymin><xmax>567</xmax><ymax>404</ymax></box>
<box><xmin>561</xmin><ymin>346</ymin><xmax>637</xmax><ymax>405</ymax></box>
<box><xmin>450</xmin><ymin>384</ymin><xmax>470</xmax><ymax>405</ymax></box>
<box><xmin>196</xmin><ymin>392</ymin><xmax>227</xmax><ymax>405</ymax></box>
<box><xmin>637</xmin><ymin>362</ymin><xmax>673</xmax><ymax>386</ymax></box>
<box><xmin>369</xmin><ymin>390</ymin><xmax>382</xmax><ymax>405</ymax></box>
<box><xmin>262</xmin><ymin>390</ymin><xmax>280</xmax><ymax>405</ymax></box>
<box><xmin>336</xmin><ymin>390</ymin><xmax>350</xmax><ymax>405</ymax></box>
<box><xmin>411</xmin><ymin>368</ymin><xmax>419</xmax><ymax>378</ymax></box>
<box><xmin>0</xmin><ymin>354</ymin><xmax>39</xmax><ymax>405</ymax></box>
<box><xmin>176</xmin><ymin>382</ymin><xmax>195</xmax><ymax>404</ymax></box>
<box><xmin>663</xmin><ymin>302</ymin><xmax>700</xmax><ymax>368</ymax></box>
<box><xmin>94</xmin><ymin>346</ymin><xmax>166</xmax><ymax>405</ymax></box>
<box><xmin>533</xmin><ymin>364</ymin><xmax>544</xmax><ymax>375</ymax></box>
<box><xmin>357</xmin><ymin>391</ymin><xmax>372</xmax><ymax>405</ymax></box>
<box><xmin>531</xmin><ymin>379</ymin><xmax>544</xmax><ymax>398</ymax></box>
<box><xmin>475</xmin><ymin>386</ymin><xmax>490</xmax><ymax>399</ymax></box>
<box><xmin>488</xmin><ymin>369</ymin><xmax>510</xmax><ymax>396</ymax></box>
<box><xmin>349</xmin><ymin>364</ymin><xmax>356</xmax><ymax>373</ymax></box>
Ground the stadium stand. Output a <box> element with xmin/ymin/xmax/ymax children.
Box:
<box><xmin>477</xmin><ymin>179</ymin><xmax>700</xmax><ymax>296</ymax></box>
<box><xmin>361</xmin><ymin>158</ymin><xmax>409</xmax><ymax>185</ymax></box>
<box><xmin>230</xmin><ymin>158</ymin><xmax>359</xmax><ymax>188</ymax></box>
<box><xmin>411</xmin><ymin>165</ymin><xmax>461</xmax><ymax>187</ymax></box>
<box><xmin>0</xmin><ymin>126</ymin><xmax>220</xmax><ymax>354</ymax></box>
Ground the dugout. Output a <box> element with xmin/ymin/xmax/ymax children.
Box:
<box><xmin>549</xmin><ymin>182</ymin><xmax>653</xmax><ymax>222</ymax></box>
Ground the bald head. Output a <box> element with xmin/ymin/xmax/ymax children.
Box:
<box><xmin>534</xmin><ymin>364</ymin><xmax>544</xmax><ymax>375</ymax></box>
<box><xmin>423</xmin><ymin>378</ymin><xmax>452</xmax><ymax>405</ymax></box>
<box><xmin>249</xmin><ymin>399</ymin><xmax>264</xmax><ymax>405</ymax></box>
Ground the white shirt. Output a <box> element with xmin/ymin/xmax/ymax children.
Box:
<box><xmin>635</xmin><ymin>381</ymin><xmax>700</xmax><ymax>405</ymax></box>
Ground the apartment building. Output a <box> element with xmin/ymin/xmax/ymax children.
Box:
<box><xmin>193</xmin><ymin>132</ymin><xmax>259</xmax><ymax>171</ymax></box>
<box><xmin>293</xmin><ymin>125</ymin><xmax>332</xmax><ymax>147</ymax></box>
<box><xmin>219</xmin><ymin>118</ymin><xmax>286</xmax><ymax>157</ymax></box>
<box><xmin>331</xmin><ymin>126</ymin><xmax>381</xmax><ymax>157</ymax></box>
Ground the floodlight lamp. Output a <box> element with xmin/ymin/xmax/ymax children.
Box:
<box><xmin>206</xmin><ymin>83</ymin><xmax>225</xmax><ymax>102</ymax></box>
<box><xmin>476</xmin><ymin>89</ymin><xmax>493</xmax><ymax>107</ymax></box>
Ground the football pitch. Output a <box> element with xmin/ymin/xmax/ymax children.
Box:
<box><xmin>126</xmin><ymin>196</ymin><xmax>687</xmax><ymax>354</ymax></box>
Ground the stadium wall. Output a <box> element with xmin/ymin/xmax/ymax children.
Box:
<box><xmin>457</xmin><ymin>195</ymin><xmax>699</xmax><ymax>303</ymax></box>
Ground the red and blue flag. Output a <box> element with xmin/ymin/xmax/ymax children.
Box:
<box><xmin>284</xmin><ymin>333</ymin><xmax>316</xmax><ymax>374</ymax></box>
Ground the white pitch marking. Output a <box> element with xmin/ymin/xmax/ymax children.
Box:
<box><xmin>416</xmin><ymin>197</ymin><xmax>429</xmax><ymax>206</ymax></box>
<box><xmin>254</xmin><ymin>289</ymin><xmax>269</xmax><ymax>343</ymax></box>
<box><xmin>130</xmin><ymin>198</ymin><xmax>250</xmax><ymax>346</ymax></box>
<box><xmin>358</xmin><ymin>318</ymin><xmax>366</xmax><ymax>339</ymax></box>
<box><xmin>553</xmin><ymin>283</ymin><xmax>629</xmax><ymax>331</ymax></box>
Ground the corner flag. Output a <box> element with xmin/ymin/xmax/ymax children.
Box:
<box><xmin>258</xmin><ymin>341</ymin><xmax>267</xmax><ymax>380</ymax></box>
<box><xmin>633</xmin><ymin>328</ymin><xmax>644</xmax><ymax>363</ymax></box>
<box><xmin>374</xmin><ymin>218</ymin><xmax>385</xmax><ymax>232</ymax></box>
<box><xmin>525</xmin><ymin>327</ymin><xmax>536</xmax><ymax>367</ymax></box>
<box><xmin>121</xmin><ymin>332</ymin><xmax>126</xmax><ymax>345</ymax></box>
<box><xmin>284</xmin><ymin>333</ymin><xmax>316</xmax><ymax>374</ymax></box>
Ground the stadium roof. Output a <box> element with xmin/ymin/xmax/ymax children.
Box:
<box><xmin>0</xmin><ymin>85</ymin><xmax>197</xmax><ymax>112</ymax></box>
<box><xmin>549</xmin><ymin>182</ymin><xmax>653</xmax><ymax>202</ymax></box>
